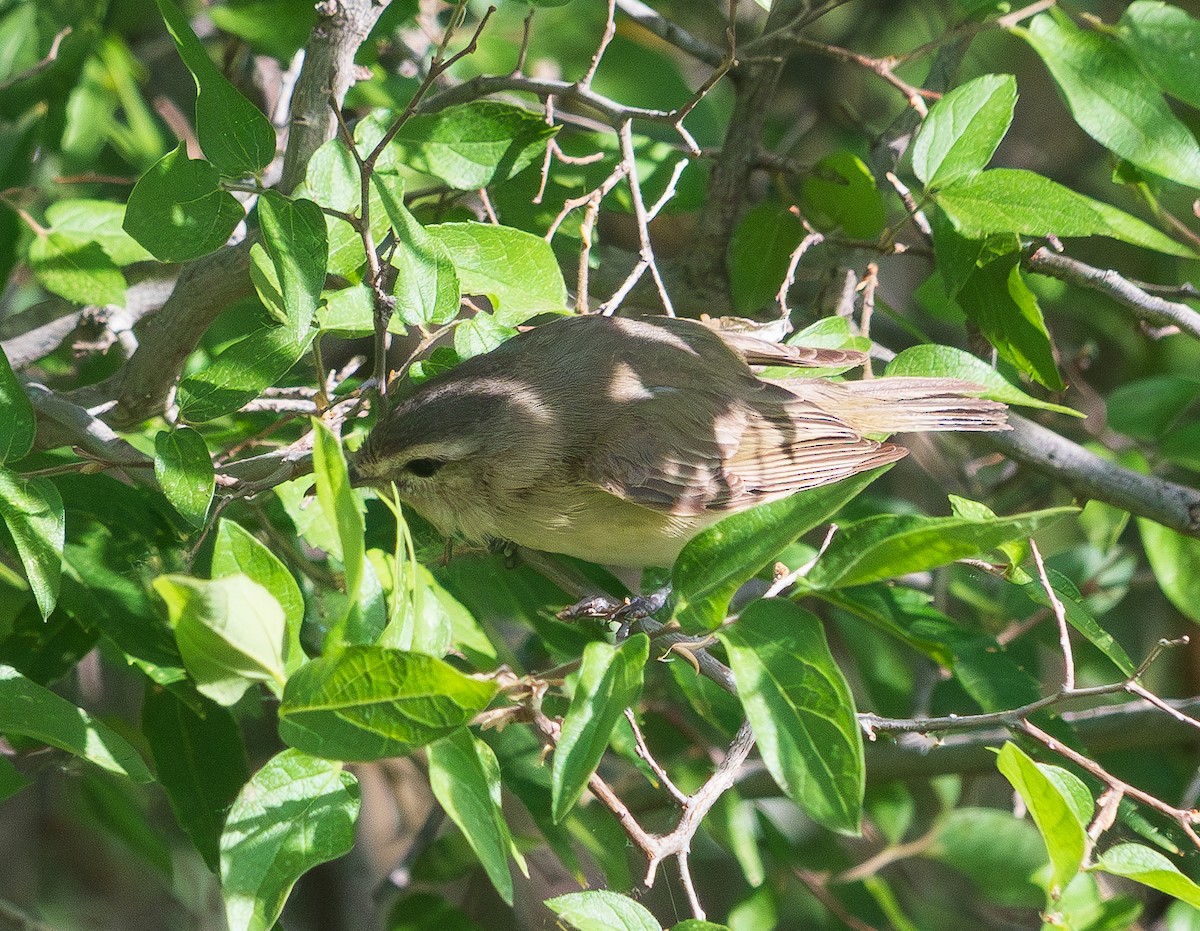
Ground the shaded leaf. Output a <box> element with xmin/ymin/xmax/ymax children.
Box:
<box><xmin>28</xmin><ymin>232</ymin><xmax>126</xmax><ymax>307</ymax></box>
<box><xmin>1096</xmin><ymin>843</ymin><xmax>1200</xmax><ymax>908</ymax></box>
<box><xmin>0</xmin><ymin>347</ymin><xmax>34</xmax><ymax>463</ymax></box>
<box><xmin>913</xmin><ymin>74</ymin><xmax>1017</xmax><ymax>188</ymax></box>
<box><xmin>546</xmin><ymin>890</ymin><xmax>662</xmax><ymax>931</ymax></box>
<box><xmin>0</xmin><ymin>470</ymin><xmax>64</xmax><ymax>620</ymax></box>
<box><xmin>0</xmin><ymin>664</ymin><xmax>152</xmax><ymax>781</ymax></box>
<box><xmin>257</xmin><ymin>191</ymin><xmax>327</xmax><ymax>340</ymax></box>
<box><xmin>154</xmin><ymin>427</ymin><xmax>215</xmax><ymax>527</ymax></box>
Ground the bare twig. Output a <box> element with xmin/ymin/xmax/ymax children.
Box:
<box><xmin>776</xmin><ymin>227</ymin><xmax>825</xmax><ymax>314</ymax></box>
<box><xmin>1030</xmin><ymin>538</ymin><xmax>1074</xmax><ymax>692</ymax></box>
<box><xmin>625</xmin><ymin>708</ymin><xmax>687</xmax><ymax>804</ymax></box>
<box><xmin>614</xmin><ymin>0</ymin><xmax>725</xmax><ymax>67</ymax></box>
<box><xmin>1019</xmin><ymin>718</ymin><xmax>1200</xmax><ymax>850</ymax></box>
<box><xmin>0</xmin><ymin>26</ymin><xmax>71</xmax><ymax>93</ymax></box>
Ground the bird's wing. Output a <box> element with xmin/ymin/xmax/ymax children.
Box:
<box><xmin>712</xmin><ymin>329</ymin><xmax>869</xmax><ymax>369</ymax></box>
<box><xmin>583</xmin><ymin>390</ymin><xmax>905</xmax><ymax>516</ymax></box>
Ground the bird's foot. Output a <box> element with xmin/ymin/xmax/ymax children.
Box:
<box><xmin>558</xmin><ymin>587</ymin><xmax>672</xmax><ymax>641</ymax></box>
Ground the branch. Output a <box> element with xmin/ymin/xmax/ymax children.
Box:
<box><xmin>614</xmin><ymin>0</ymin><xmax>725</xmax><ymax>68</ymax></box>
<box><xmin>1026</xmin><ymin>247</ymin><xmax>1200</xmax><ymax>343</ymax></box>
<box><xmin>980</xmin><ymin>412</ymin><xmax>1200</xmax><ymax>538</ymax></box>
<box><xmin>280</xmin><ymin>0</ymin><xmax>396</xmax><ymax>193</ymax></box>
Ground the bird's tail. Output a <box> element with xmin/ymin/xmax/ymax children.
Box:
<box><xmin>780</xmin><ymin>377</ymin><xmax>1011</xmax><ymax>435</ymax></box>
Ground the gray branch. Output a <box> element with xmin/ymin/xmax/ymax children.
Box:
<box><xmin>614</xmin><ymin>0</ymin><xmax>724</xmax><ymax>68</ymax></box>
<box><xmin>1027</xmin><ymin>247</ymin><xmax>1200</xmax><ymax>342</ymax></box>
<box><xmin>982</xmin><ymin>412</ymin><xmax>1200</xmax><ymax>537</ymax></box>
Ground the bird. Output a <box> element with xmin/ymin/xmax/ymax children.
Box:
<box><xmin>353</xmin><ymin>314</ymin><xmax>1009</xmax><ymax>568</ymax></box>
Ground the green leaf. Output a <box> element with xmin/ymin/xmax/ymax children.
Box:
<box><xmin>1096</xmin><ymin>843</ymin><xmax>1200</xmax><ymax>909</ymax></box>
<box><xmin>1138</xmin><ymin>518</ymin><xmax>1200</xmax><ymax>624</ymax></box>
<box><xmin>311</xmin><ymin>419</ymin><xmax>364</xmax><ymax>646</ymax></box>
<box><xmin>545</xmin><ymin>890</ymin><xmax>662</xmax><ymax>931</ymax></box>
<box><xmin>142</xmin><ymin>684</ymin><xmax>249</xmax><ymax>870</ymax></box>
<box><xmin>671</xmin><ymin>467</ymin><xmax>891</xmax><ymax>633</ymax></box>
<box><xmin>427</xmin><ymin>221</ymin><xmax>568</xmax><ymax>322</ymax></box>
<box><xmin>1107</xmin><ymin>375</ymin><xmax>1200</xmax><ymax>441</ymax></box>
<box><xmin>1118</xmin><ymin>2</ymin><xmax>1200</xmax><ymax>110</ymax></box>
<box><xmin>1018</xmin><ymin>12</ymin><xmax>1200</xmax><ymax>189</ymax></box>
<box><xmin>373</xmin><ymin>175</ymin><xmax>461</xmax><ymax>327</ymax></box>
<box><xmin>387</xmin><ymin>893</ymin><xmax>484</xmax><ymax>931</ymax></box>
<box><xmin>220</xmin><ymin>749</ymin><xmax>360</xmax><ymax>931</ymax></box>
<box><xmin>123</xmin><ymin>144</ymin><xmax>245</xmax><ymax>261</ymax></box>
<box><xmin>886</xmin><ymin>344</ymin><xmax>1084</xmax><ymax>417</ymax></box>
<box><xmin>277</xmin><ymin>646</ymin><xmax>497</xmax><ymax>760</ymax></box>
<box><xmin>929</xmin><ymin>807</ymin><xmax>1047</xmax><ymax>908</ymax></box>
<box><xmin>933</xmin><ymin>168</ymin><xmax>1196</xmax><ymax>257</ymax></box>
<box><xmin>806</xmin><ymin>505</ymin><xmax>1076</xmax><ymax>590</ymax></box>
<box><xmin>28</xmin><ymin>231</ymin><xmax>127</xmax><ymax>307</ymax></box>
<box><xmin>727</xmin><ymin>201</ymin><xmax>803</xmax><ymax>314</ymax></box>
<box><xmin>256</xmin><ymin>191</ymin><xmax>327</xmax><ymax>340</ymax></box>
<box><xmin>0</xmin><ymin>665</ymin><xmax>152</xmax><ymax>781</ymax></box>
<box><xmin>208</xmin><ymin>0</ymin><xmax>316</xmax><ymax>62</ymax></box>
<box><xmin>801</xmin><ymin>151</ymin><xmax>887</xmax><ymax>239</ymax></box>
<box><xmin>551</xmin><ymin>634</ymin><xmax>649</xmax><ymax>823</ymax></box>
<box><xmin>43</xmin><ymin>199</ymin><xmax>154</xmax><ymax>266</ymax></box>
<box><xmin>719</xmin><ymin>600</ymin><xmax>864</xmax><ymax>834</ymax></box>
<box><xmin>177</xmin><ymin>324</ymin><xmax>313</xmax><ymax>423</ymax></box>
<box><xmin>0</xmin><ymin>470</ymin><xmax>64</xmax><ymax>620</ymax></box>
<box><xmin>913</xmin><ymin>74</ymin><xmax>1018</xmax><ymax>188</ymax></box>
<box><xmin>996</xmin><ymin>742</ymin><xmax>1090</xmax><ymax>897</ymax></box>
<box><xmin>427</xmin><ymin>728</ymin><xmax>518</xmax><ymax>905</ymax></box>
<box><xmin>0</xmin><ymin>346</ymin><xmax>34</xmax><ymax>463</ymax></box>
<box><xmin>154</xmin><ymin>427</ymin><xmax>215</xmax><ymax>527</ymax></box>
<box><xmin>671</xmin><ymin>923</ymin><xmax>731</xmax><ymax>931</ymax></box>
<box><xmin>373</xmin><ymin>101</ymin><xmax>557</xmax><ymax>189</ymax></box>
<box><xmin>453</xmin><ymin>310</ymin><xmax>516</xmax><ymax>360</ymax></box>
<box><xmin>212</xmin><ymin>519</ymin><xmax>305</xmax><ymax>672</ymax></box>
<box><xmin>0</xmin><ymin>754</ymin><xmax>29</xmax><ymax>802</ymax></box>
<box><xmin>957</xmin><ymin>251</ymin><xmax>1063</xmax><ymax>390</ymax></box>
<box><xmin>153</xmin><ymin>0</ymin><xmax>275</xmax><ymax>177</ymax></box>
<box><xmin>153</xmin><ymin>573</ymin><xmax>287</xmax><ymax>706</ymax></box>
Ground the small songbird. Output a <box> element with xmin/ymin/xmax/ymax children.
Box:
<box><xmin>354</xmin><ymin>314</ymin><xmax>1009</xmax><ymax>567</ymax></box>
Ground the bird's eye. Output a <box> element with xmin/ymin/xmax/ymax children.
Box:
<box><xmin>405</xmin><ymin>457</ymin><xmax>446</xmax><ymax>478</ymax></box>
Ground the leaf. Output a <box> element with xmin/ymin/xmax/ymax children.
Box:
<box><xmin>154</xmin><ymin>427</ymin><xmax>215</xmax><ymax>527</ymax></box>
<box><xmin>142</xmin><ymin>684</ymin><xmax>249</xmax><ymax>870</ymax></box>
<box><xmin>1107</xmin><ymin>375</ymin><xmax>1200</xmax><ymax>441</ymax></box>
<box><xmin>0</xmin><ymin>470</ymin><xmax>64</xmax><ymax>620</ymax></box>
<box><xmin>43</xmin><ymin>199</ymin><xmax>154</xmax><ymax>266</ymax></box>
<box><xmin>153</xmin><ymin>573</ymin><xmax>288</xmax><ymax>706</ymax></box>
<box><xmin>427</xmin><ymin>728</ymin><xmax>517</xmax><ymax>905</ymax></box>
<box><xmin>913</xmin><ymin>74</ymin><xmax>1018</xmax><ymax>188</ymax></box>
<box><xmin>1117</xmin><ymin>2</ymin><xmax>1200</xmax><ymax>110</ymax></box>
<box><xmin>374</xmin><ymin>101</ymin><xmax>557</xmax><ymax>190</ymax></box>
<box><xmin>387</xmin><ymin>893</ymin><xmax>485</xmax><ymax>931</ymax></box>
<box><xmin>933</xmin><ymin>168</ymin><xmax>1196</xmax><ymax>257</ymax></box>
<box><xmin>256</xmin><ymin>191</ymin><xmax>327</xmax><ymax>340</ymax></box>
<box><xmin>551</xmin><ymin>634</ymin><xmax>649</xmax><ymax>823</ymax></box>
<box><xmin>123</xmin><ymin>143</ymin><xmax>245</xmax><ymax>261</ymax></box>
<box><xmin>1096</xmin><ymin>843</ymin><xmax>1200</xmax><ymax>908</ymax></box>
<box><xmin>28</xmin><ymin>231</ymin><xmax>126</xmax><ymax>307</ymax></box>
<box><xmin>0</xmin><ymin>755</ymin><xmax>29</xmax><ymax>802</ymax></box>
<box><xmin>929</xmin><ymin>807</ymin><xmax>1047</xmax><ymax>908</ymax></box>
<box><xmin>277</xmin><ymin>646</ymin><xmax>497</xmax><ymax>761</ymax></box>
<box><xmin>801</xmin><ymin>151</ymin><xmax>887</xmax><ymax>239</ymax></box>
<box><xmin>727</xmin><ymin>201</ymin><xmax>803</xmax><ymax>313</ymax></box>
<box><xmin>545</xmin><ymin>890</ymin><xmax>662</xmax><ymax>931</ymax></box>
<box><xmin>0</xmin><ymin>664</ymin><xmax>152</xmax><ymax>781</ymax></box>
<box><xmin>311</xmin><ymin>419</ymin><xmax>364</xmax><ymax>647</ymax></box>
<box><xmin>373</xmin><ymin>175</ymin><xmax>461</xmax><ymax>327</ymax></box>
<box><xmin>220</xmin><ymin>749</ymin><xmax>360</xmax><ymax>931</ymax></box>
<box><xmin>719</xmin><ymin>600</ymin><xmax>864</xmax><ymax>834</ymax></box>
<box><xmin>1138</xmin><ymin>518</ymin><xmax>1200</xmax><ymax>624</ymax></box>
<box><xmin>1017</xmin><ymin>12</ymin><xmax>1200</xmax><ymax>189</ymax></box>
<box><xmin>153</xmin><ymin>0</ymin><xmax>275</xmax><ymax>177</ymax></box>
<box><xmin>427</xmin><ymin>222</ymin><xmax>568</xmax><ymax>321</ymax></box>
<box><xmin>806</xmin><ymin>505</ymin><xmax>1076</xmax><ymax>590</ymax></box>
<box><xmin>996</xmin><ymin>742</ymin><xmax>1090</xmax><ymax>897</ymax></box>
<box><xmin>885</xmin><ymin>344</ymin><xmax>1083</xmax><ymax>417</ymax></box>
<box><xmin>957</xmin><ymin>251</ymin><xmax>1063</xmax><ymax>390</ymax></box>
<box><xmin>212</xmin><ymin>519</ymin><xmax>305</xmax><ymax>672</ymax></box>
<box><xmin>671</xmin><ymin>467</ymin><xmax>891</xmax><ymax>633</ymax></box>
<box><xmin>0</xmin><ymin>346</ymin><xmax>34</xmax><ymax>463</ymax></box>
<box><xmin>177</xmin><ymin>324</ymin><xmax>313</xmax><ymax>423</ymax></box>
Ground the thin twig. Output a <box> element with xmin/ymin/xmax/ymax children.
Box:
<box><xmin>624</xmin><ymin>708</ymin><xmax>688</xmax><ymax>805</ymax></box>
<box><xmin>1030</xmin><ymin>538</ymin><xmax>1074</xmax><ymax>692</ymax></box>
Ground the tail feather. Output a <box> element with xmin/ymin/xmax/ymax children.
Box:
<box><xmin>777</xmin><ymin>376</ymin><xmax>1010</xmax><ymax>435</ymax></box>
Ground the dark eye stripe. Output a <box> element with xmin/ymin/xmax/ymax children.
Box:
<box><xmin>405</xmin><ymin>457</ymin><xmax>446</xmax><ymax>478</ymax></box>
